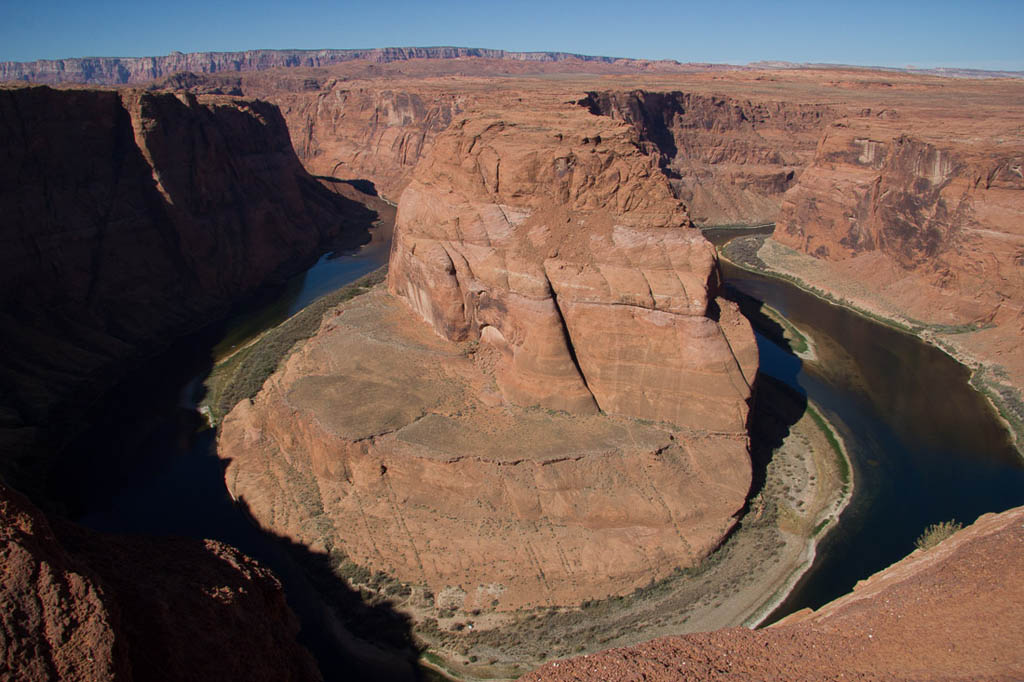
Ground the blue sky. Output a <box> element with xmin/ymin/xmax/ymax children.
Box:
<box><xmin>2</xmin><ymin>0</ymin><xmax>1022</xmax><ymax>70</ymax></box>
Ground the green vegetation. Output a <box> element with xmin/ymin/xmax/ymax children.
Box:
<box><xmin>970</xmin><ymin>366</ymin><xmax>1024</xmax><ymax>454</ymax></box>
<box><xmin>202</xmin><ymin>267</ymin><xmax>387</xmax><ymax>422</ymax></box>
<box><xmin>806</xmin><ymin>404</ymin><xmax>849</xmax><ymax>487</ymax></box>
<box><xmin>915</xmin><ymin>520</ymin><xmax>963</xmax><ymax>550</ymax></box>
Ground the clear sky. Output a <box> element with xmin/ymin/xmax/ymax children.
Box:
<box><xmin>2</xmin><ymin>0</ymin><xmax>1022</xmax><ymax>71</ymax></box>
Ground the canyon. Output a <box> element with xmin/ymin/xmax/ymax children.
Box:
<box><xmin>1</xmin><ymin>49</ymin><xmax>1023</xmax><ymax>680</ymax></box>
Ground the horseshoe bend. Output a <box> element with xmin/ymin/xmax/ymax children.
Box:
<box><xmin>1</xmin><ymin>48</ymin><xmax>1023</xmax><ymax>681</ymax></box>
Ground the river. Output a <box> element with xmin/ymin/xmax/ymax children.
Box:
<box><xmin>704</xmin><ymin>226</ymin><xmax>1024</xmax><ymax>620</ymax></box>
<box><xmin>58</xmin><ymin>224</ymin><xmax>1024</xmax><ymax>677</ymax></box>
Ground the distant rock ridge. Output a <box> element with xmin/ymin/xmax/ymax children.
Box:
<box><xmin>0</xmin><ymin>47</ymin><xmax>635</xmax><ymax>85</ymax></box>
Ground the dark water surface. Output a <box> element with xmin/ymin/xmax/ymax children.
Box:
<box><xmin>704</xmin><ymin>227</ymin><xmax>1024</xmax><ymax>620</ymax></box>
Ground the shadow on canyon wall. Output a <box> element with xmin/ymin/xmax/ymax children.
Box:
<box><xmin>726</xmin><ymin>288</ymin><xmax>809</xmax><ymax>505</ymax></box>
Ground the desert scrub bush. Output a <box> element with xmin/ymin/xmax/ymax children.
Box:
<box><xmin>915</xmin><ymin>520</ymin><xmax>963</xmax><ymax>550</ymax></box>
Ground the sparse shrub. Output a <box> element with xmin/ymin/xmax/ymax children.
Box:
<box><xmin>915</xmin><ymin>520</ymin><xmax>963</xmax><ymax>550</ymax></box>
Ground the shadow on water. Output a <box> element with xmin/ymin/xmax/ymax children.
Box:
<box><xmin>44</xmin><ymin>186</ymin><xmax>425</xmax><ymax>680</ymax></box>
<box><xmin>708</xmin><ymin>292</ymin><xmax>809</xmax><ymax>507</ymax></box>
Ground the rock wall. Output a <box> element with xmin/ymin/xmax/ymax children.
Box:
<box><xmin>0</xmin><ymin>483</ymin><xmax>319</xmax><ymax>681</ymax></box>
<box><xmin>0</xmin><ymin>84</ymin><xmax>372</xmax><ymax>494</ymax></box>
<box><xmin>775</xmin><ymin>115</ymin><xmax>1024</xmax><ymax>328</ymax></box>
<box><xmin>388</xmin><ymin>103</ymin><xmax>757</xmax><ymax>429</ymax></box>
<box><xmin>273</xmin><ymin>84</ymin><xmax>464</xmax><ymax>199</ymax></box>
<box><xmin>216</xmin><ymin>98</ymin><xmax>757</xmax><ymax>615</ymax></box>
<box><xmin>579</xmin><ymin>90</ymin><xmax>834</xmax><ymax>225</ymax></box>
<box><xmin>525</xmin><ymin>505</ymin><xmax>1024</xmax><ymax>680</ymax></box>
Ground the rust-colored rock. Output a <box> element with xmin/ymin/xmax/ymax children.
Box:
<box><xmin>525</xmin><ymin>505</ymin><xmax>1024</xmax><ymax>681</ymax></box>
<box><xmin>579</xmin><ymin>90</ymin><xmax>834</xmax><ymax>226</ymax></box>
<box><xmin>388</xmin><ymin>102</ymin><xmax>755</xmax><ymax>429</ymax></box>
<box><xmin>0</xmin><ymin>483</ymin><xmax>319</xmax><ymax>681</ymax></box>
<box><xmin>219</xmin><ymin>287</ymin><xmax>752</xmax><ymax>612</ymax></box>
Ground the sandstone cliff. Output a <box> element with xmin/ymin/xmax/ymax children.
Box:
<box><xmin>772</xmin><ymin>108</ymin><xmax>1024</xmax><ymax>413</ymax></box>
<box><xmin>0</xmin><ymin>482</ymin><xmax>320</xmax><ymax>681</ymax></box>
<box><xmin>579</xmin><ymin>90</ymin><xmax>834</xmax><ymax>226</ymax></box>
<box><xmin>0</xmin><ymin>85</ymin><xmax>373</xmax><ymax>493</ymax></box>
<box><xmin>776</xmin><ymin>115</ymin><xmax>1024</xmax><ymax>327</ymax></box>
<box><xmin>273</xmin><ymin>83</ymin><xmax>465</xmax><ymax>199</ymax></box>
<box><xmin>525</xmin><ymin>505</ymin><xmax>1024</xmax><ymax>680</ymax></box>
<box><xmin>389</xmin><ymin>103</ymin><xmax>757</xmax><ymax>427</ymax></box>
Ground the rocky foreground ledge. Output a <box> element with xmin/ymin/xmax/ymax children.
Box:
<box><xmin>525</xmin><ymin>504</ymin><xmax>1024</xmax><ymax>681</ymax></box>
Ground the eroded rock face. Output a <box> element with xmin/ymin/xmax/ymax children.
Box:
<box><xmin>579</xmin><ymin>90</ymin><xmax>834</xmax><ymax>226</ymax></box>
<box><xmin>776</xmin><ymin>116</ymin><xmax>1024</xmax><ymax>328</ymax></box>
<box><xmin>0</xmin><ymin>483</ymin><xmax>319</xmax><ymax>681</ymax></box>
<box><xmin>0</xmin><ymin>48</ymin><xmax>631</xmax><ymax>86</ymax></box>
<box><xmin>388</xmin><ymin>106</ymin><xmax>757</xmax><ymax>429</ymax></box>
<box><xmin>525</xmin><ymin>505</ymin><xmax>1024</xmax><ymax>680</ymax></box>
<box><xmin>219</xmin><ymin>289</ymin><xmax>752</xmax><ymax>612</ymax></box>
<box><xmin>276</xmin><ymin>85</ymin><xmax>464</xmax><ymax>199</ymax></box>
<box><xmin>218</xmin><ymin>100</ymin><xmax>757</xmax><ymax>613</ymax></box>
<box><xmin>0</xmin><ymin>84</ymin><xmax>373</xmax><ymax>491</ymax></box>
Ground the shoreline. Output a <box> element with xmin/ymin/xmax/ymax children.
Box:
<box><xmin>745</xmin><ymin>402</ymin><xmax>854</xmax><ymax>628</ymax></box>
<box><xmin>719</xmin><ymin>235</ymin><xmax>1024</xmax><ymax>458</ymax></box>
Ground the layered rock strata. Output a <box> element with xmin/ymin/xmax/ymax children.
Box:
<box><xmin>0</xmin><ymin>47</ymin><xmax>675</xmax><ymax>87</ymax></box>
<box><xmin>388</xmin><ymin>107</ymin><xmax>758</xmax><ymax>427</ymax></box>
<box><xmin>0</xmin><ymin>85</ymin><xmax>372</xmax><ymax>489</ymax></box>
<box><xmin>0</xmin><ymin>483</ymin><xmax>319</xmax><ymax>681</ymax></box>
<box><xmin>579</xmin><ymin>90</ymin><xmax>834</xmax><ymax>226</ymax></box>
<box><xmin>525</xmin><ymin>505</ymin><xmax>1024</xmax><ymax>680</ymax></box>
<box><xmin>218</xmin><ymin>101</ymin><xmax>757</xmax><ymax>612</ymax></box>
<box><xmin>774</xmin><ymin>111</ymin><xmax>1024</xmax><ymax>393</ymax></box>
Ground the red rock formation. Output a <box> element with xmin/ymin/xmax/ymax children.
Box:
<box><xmin>0</xmin><ymin>483</ymin><xmax>319</xmax><ymax>681</ymax></box>
<box><xmin>0</xmin><ymin>84</ymin><xmax>373</xmax><ymax>489</ymax></box>
<box><xmin>524</xmin><ymin>505</ymin><xmax>1024</xmax><ymax>681</ymax></box>
<box><xmin>776</xmin><ymin>115</ymin><xmax>1024</xmax><ymax>327</ymax></box>
<box><xmin>579</xmin><ymin>90</ymin><xmax>834</xmax><ymax>225</ymax></box>
<box><xmin>388</xmin><ymin>103</ymin><xmax>757</xmax><ymax>428</ymax></box>
<box><xmin>217</xmin><ymin>97</ymin><xmax>757</xmax><ymax>616</ymax></box>
<box><xmin>274</xmin><ymin>84</ymin><xmax>464</xmax><ymax>199</ymax></box>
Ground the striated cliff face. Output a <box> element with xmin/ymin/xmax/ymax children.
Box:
<box><xmin>389</xmin><ymin>105</ymin><xmax>757</xmax><ymax>427</ymax></box>
<box><xmin>525</xmin><ymin>505</ymin><xmax>1024</xmax><ymax>680</ymax></box>
<box><xmin>776</xmin><ymin>115</ymin><xmax>1024</xmax><ymax>327</ymax></box>
<box><xmin>217</xmin><ymin>99</ymin><xmax>756</xmax><ymax>615</ymax></box>
<box><xmin>579</xmin><ymin>90</ymin><xmax>834</xmax><ymax>225</ymax></box>
<box><xmin>0</xmin><ymin>85</ymin><xmax>372</xmax><ymax>490</ymax></box>
<box><xmin>0</xmin><ymin>483</ymin><xmax>320</xmax><ymax>681</ymax></box>
<box><xmin>275</xmin><ymin>84</ymin><xmax>464</xmax><ymax>199</ymax></box>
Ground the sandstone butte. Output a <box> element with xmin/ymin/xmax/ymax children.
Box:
<box><xmin>2</xmin><ymin>51</ymin><xmax>1024</xmax><ymax>680</ymax></box>
<box><xmin>218</xmin><ymin>94</ymin><xmax>760</xmax><ymax>612</ymax></box>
